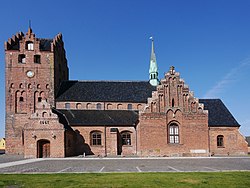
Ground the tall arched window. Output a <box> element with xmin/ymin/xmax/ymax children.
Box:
<box><xmin>169</xmin><ymin>124</ymin><xmax>179</xmax><ymax>144</ymax></box>
<box><xmin>90</xmin><ymin>131</ymin><xmax>102</xmax><ymax>146</ymax></box>
<box><xmin>217</xmin><ymin>135</ymin><xmax>224</xmax><ymax>147</ymax></box>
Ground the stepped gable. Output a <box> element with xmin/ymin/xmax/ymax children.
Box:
<box><xmin>4</xmin><ymin>28</ymin><xmax>63</xmax><ymax>52</ymax></box>
<box><xmin>57</xmin><ymin>109</ymin><xmax>139</xmax><ymax>126</ymax></box>
<box><xmin>199</xmin><ymin>99</ymin><xmax>240</xmax><ymax>127</ymax></box>
<box><xmin>56</xmin><ymin>80</ymin><xmax>156</xmax><ymax>103</ymax></box>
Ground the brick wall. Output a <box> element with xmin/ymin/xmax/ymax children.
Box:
<box><xmin>72</xmin><ymin>126</ymin><xmax>136</xmax><ymax>157</ymax></box>
<box><xmin>209</xmin><ymin>127</ymin><xmax>248</xmax><ymax>155</ymax></box>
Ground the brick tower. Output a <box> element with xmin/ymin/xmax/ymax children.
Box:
<box><xmin>5</xmin><ymin>27</ymin><xmax>68</xmax><ymax>155</ymax></box>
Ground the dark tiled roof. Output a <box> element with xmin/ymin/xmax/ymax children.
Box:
<box><xmin>57</xmin><ymin>109</ymin><xmax>139</xmax><ymax>126</ymax></box>
<box><xmin>39</xmin><ymin>38</ymin><xmax>53</xmax><ymax>51</ymax></box>
<box><xmin>56</xmin><ymin>81</ymin><xmax>156</xmax><ymax>103</ymax></box>
<box><xmin>199</xmin><ymin>99</ymin><xmax>240</xmax><ymax>127</ymax></box>
<box><xmin>245</xmin><ymin>136</ymin><xmax>250</xmax><ymax>147</ymax></box>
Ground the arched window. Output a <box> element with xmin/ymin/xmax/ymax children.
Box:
<box><xmin>217</xmin><ymin>135</ymin><xmax>224</xmax><ymax>147</ymax></box>
<box><xmin>117</xmin><ymin>104</ymin><xmax>122</xmax><ymax>109</ymax></box>
<box><xmin>42</xmin><ymin>112</ymin><xmax>48</xmax><ymax>117</ymax></box>
<box><xmin>96</xmin><ymin>103</ymin><xmax>102</xmax><ymax>110</ymax></box>
<box><xmin>86</xmin><ymin>103</ymin><xmax>91</xmax><ymax>109</ymax></box>
<box><xmin>76</xmin><ymin>103</ymin><xmax>82</xmax><ymax>109</ymax></box>
<box><xmin>121</xmin><ymin>131</ymin><xmax>131</xmax><ymax>145</ymax></box>
<box><xmin>169</xmin><ymin>124</ymin><xmax>179</xmax><ymax>144</ymax></box>
<box><xmin>91</xmin><ymin>131</ymin><xmax>102</xmax><ymax>146</ymax></box>
<box><xmin>107</xmin><ymin>103</ymin><xmax>112</xmax><ymax>110</ymax></box>
<box><xmin>137</xmin><ymin>104</ymin><xmax>142</xmax><ymax>110</ymax></box>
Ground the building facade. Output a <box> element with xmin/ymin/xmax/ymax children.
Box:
<box><xmin>5</xmin><ymin>28</ymin><xmax>248</xmax><ymax>158</ymax></box>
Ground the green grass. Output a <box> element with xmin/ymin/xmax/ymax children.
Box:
<box><xmin>0</xmin><ymin>172</ymin><xmax>250</xmax><ymax>188</ymax></box>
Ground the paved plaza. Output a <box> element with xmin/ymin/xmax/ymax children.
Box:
<box><xmin>0</xmin><ymin>155</ymin><xmax>250</xmax><ymax>174</ymax></box>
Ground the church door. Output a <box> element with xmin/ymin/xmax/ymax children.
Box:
<box><xmin>37</xmin><ymin>140</ymin><xmax>50</xmax><ymax>158</ymax></box>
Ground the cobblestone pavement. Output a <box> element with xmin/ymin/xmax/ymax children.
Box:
<box><xmin>0</xmin><ymin>156</ymin><xmax>250</xmax><ymax>174</ymax></box>
<box><xmin>0</xmin><ymin>154</ymin><xmax>25</xmax><ymax>163</ymax></box>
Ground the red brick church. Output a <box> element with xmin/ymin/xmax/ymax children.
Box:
<box><xmin>4</xmin><ymin>28</ymin><xmax>248</xmax><ymax>158</ymax></box>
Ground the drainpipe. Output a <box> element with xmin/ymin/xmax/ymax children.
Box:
<box><xmin>208</xmin><ymin>127</ymin><xmax>211</xmax><ymax>156</ymax></box>
<box><xmin>104</xmin><ymin>125</ymin><xmax>107</xmax><ymax>157</ymax></box>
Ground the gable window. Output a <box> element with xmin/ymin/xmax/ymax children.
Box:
<box><xmin>91</xmin><ymin>131</ymin><xmax>102</xmax><ymax>146</ymax></box>
<box><xmin>169</xmin><ymin>124</ymin><xmax>179</xmax><ymax>144</ymax></box>
<box><xmin>26</xmin><ymin>41</ymin><xmax>34</xmax><ymax>50</ymax></box>
<box><xmin>217</xmin><ymin>135</ymin><xmax>224</xmax><ymax>147</ymax></box>
<box><xmin>18</xmin><ymin>54</ymin><xmax>26</xmax><ymax>64</ymax></box>
<box><xmin>34</xmin><ymin>55</ymin><xmax>41</xmax><ymax>64</ymax></box>
<box><xmin>121</xmin><ymin>131</ymin><xmax>131</xmax><ymax>145</ymax></box>
<box><xmin>65</xmin><ymin>103</ymin><xmax>70</xmax><ymax>109</ymax></box>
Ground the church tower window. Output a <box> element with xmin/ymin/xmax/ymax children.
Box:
<box><xmin>18</xmin><ymin>54</ymin><xmax>26</xmax><ymax>64</ymax></box>
<box><xmin>26</xmin><ymin>41</ymin><xmax>34</xmax><ymax>50</ymax></box>
<box><xmin>34</xmin><ymin>55</ymin><xmax>41</xmax><ymax>64</ymax></box>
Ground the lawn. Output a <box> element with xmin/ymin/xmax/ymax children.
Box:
<box><xmin>0</xmin><ymin>172</ymin><xmax>250</xmax><ymax>188</ymax></box>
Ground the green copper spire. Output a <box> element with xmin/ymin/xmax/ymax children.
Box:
<box><xmin>149</xmin><ymin>36</ymin><xmax>159</xmax><ymax>86</ymax></box>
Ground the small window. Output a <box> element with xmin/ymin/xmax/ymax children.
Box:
<box><xmin>34</xmin><ymin>55</ymin><xmax>41</xmax><ymax>64</ymax></box>
<box><xmin>65</xmin><ymin>103</ymin><xmax>70</xmax><ymax>109</ymax></box>
<box><xmin>127</xmin><ymin>104</ymin><xmax>132</xmax><ymax>110</ymax></box>
<box><xmin>76</xmin><ymin>103</ymin><xmax>82</xmax><ymax>109</ymax></box>
<box><xmin>19</xmin><ymin>97</ymin><xmax>24</xmax><ymax>102</ymax></box>
<box><xmin>91</xmin><ymin>132</ymin><xmax>102</xmax><ymax>145</ymax></box>
<box><xmin>169</xmin><ymin>124</ymin><xmax>179</xmax><ymax>144</ymax></box>
<box><xmin>26</xmin><ymin>41</ymin><xmax>34</xmax><ymax>50</ymax></box>
<box><xmin>121</xmin><ymin>132</ymin><xmax>131</xmax><ymax>145</ymax></box>
<box><xmin>96</xmin><ymin>103</ymin><xmax>102</xmax><ymax>110</ymax></box>
<box><xmin>18</xmin><ymin>54</ymin><xmax>26</xmax><ymax>64</ymax></box>
<box><xmin>38</xmin><ymin>97</ymin><xmax>42</xmax><ymax>102</ymax></box>
<box><xmin>217</xmin><ymin>135</ymin><xmax>224</xmax><ymax>147</ymax></box>
<box><xmin>172</xmin><ymin>98</ymin><xmax>175</xmax><ymax>107</ymax></box>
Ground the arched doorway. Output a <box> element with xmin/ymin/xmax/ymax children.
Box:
<box><xmin>37</xmin><ymin>139</ymin><xmax>50</xmax><ymax>158</ymax></box>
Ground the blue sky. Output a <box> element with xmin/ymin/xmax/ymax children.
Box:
<box><xmin>0</xmin><ymin>0</ymin><xmax>250</xmax><ymax>138</ymax></box>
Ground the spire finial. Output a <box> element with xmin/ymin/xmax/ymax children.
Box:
<box><xmin>29</xmin><ymin>20</ymin><xmax>31</xmax><ymax>29</ymax></box>
<box><xmin>27</xmin><ymin>20</ymin><xmax>33</xmax><ymax>36</ymax></box>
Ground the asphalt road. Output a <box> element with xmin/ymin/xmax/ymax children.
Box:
<box><xmin>0</xmin><ymin>156</ymin><xmax>250</xmax><ymax>174</ymax></box>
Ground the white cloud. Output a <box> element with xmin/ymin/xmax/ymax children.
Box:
<box><xmin>203</xmin><ymin>58</ymin><xmax>250</xmax><ymax>98</ymax></box>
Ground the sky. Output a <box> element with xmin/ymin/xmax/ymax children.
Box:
<box><xmin>0</xmin><ymin>0</ymin><xmax>250</xmax><ymax>138</ymax></box>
